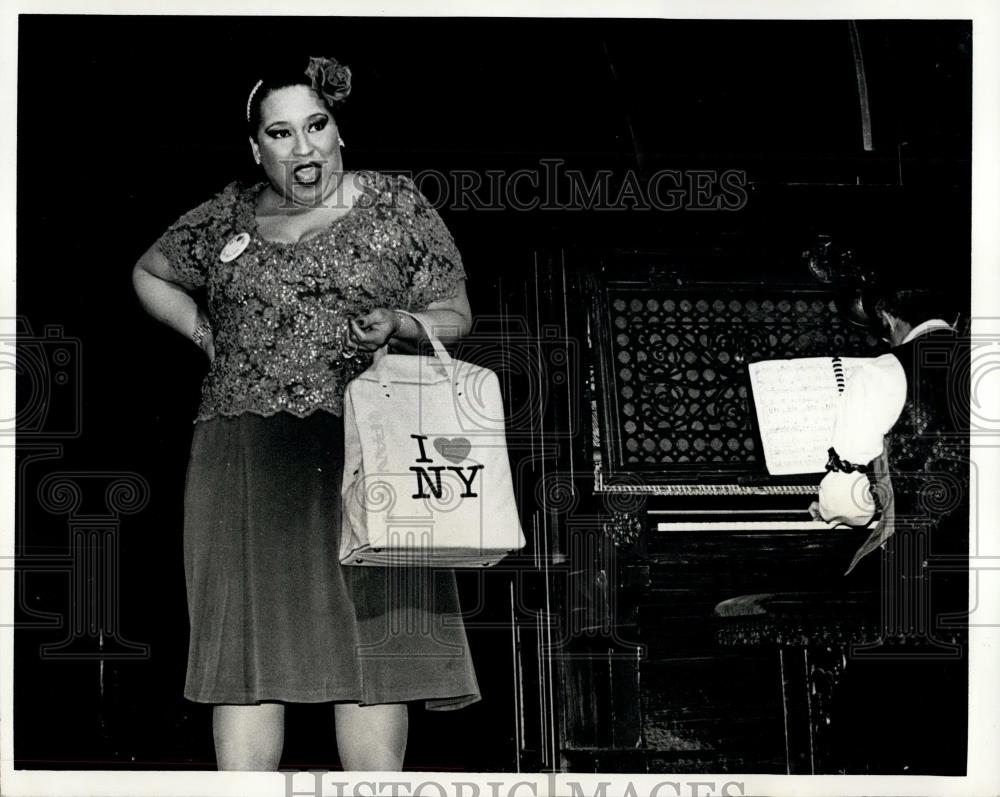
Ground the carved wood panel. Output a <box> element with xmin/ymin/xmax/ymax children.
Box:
<box><xmin>591</xmin><ymin>282</ymin><xmax>887</xmax><ymax>483</ymax></box>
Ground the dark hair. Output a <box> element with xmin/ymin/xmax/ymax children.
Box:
<box><xmin>838</xmin><ymin>230</ymin><xmax>962</xmax><ymax>331</ymax></box>
<box><xmin>876</xmin><ymin>288</ymin><xmax>951</xmax><ymax>327</ymax></box>
<box><xmin>246</xmin><ymin>56</ymin><xmax>351</xmax><ymax>138</ymax></box>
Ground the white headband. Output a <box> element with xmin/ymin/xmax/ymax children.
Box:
<box><xmin>246</xmin><ymin>79</ymin><xmax>263</xmax><ymax>123</ymax></box>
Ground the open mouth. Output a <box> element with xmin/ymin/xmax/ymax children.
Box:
<box><xmin>292</xmin><ymin>163</ymin><xmax>322</xmax><ymax>184</ymax></box>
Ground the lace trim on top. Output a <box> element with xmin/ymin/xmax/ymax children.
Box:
<box><xmin>154</xmin><ymin>171</ymin><xmax>466</xmax><ymax>422</ymax></box>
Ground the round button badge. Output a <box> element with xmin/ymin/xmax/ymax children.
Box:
<box><xmin>219</xmin><ymin>232</ymin><xmax>251</xmax><ymax>263</ymax></box>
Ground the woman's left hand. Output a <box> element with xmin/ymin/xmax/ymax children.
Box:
<box><xmin>807</xmin><ymin>500</ymin><xmax>826</xmax><ymax>522</ymax></box>
<box><xmin>347</xmin><ymin>308</ymin><xmax>401</xmax><ymax>352</ymax></box>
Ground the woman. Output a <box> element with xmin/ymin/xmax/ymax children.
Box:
<box><xmin>132</xmin><ymin>55</ymin><xmax>479</xmax><ymax>772</ymax></box>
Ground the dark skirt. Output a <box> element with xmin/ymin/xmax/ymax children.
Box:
<box><xmin>182</xmin><ymin>410</ymin><xmax>480</xmax><ymax>709</ymax></box>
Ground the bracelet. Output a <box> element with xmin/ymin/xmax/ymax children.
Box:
<box><xmin>192</xmin><ymin>321</ymin><xmax>213</xmax><ymax>348</ymax></box>
<box><xmin>825</xmin><ymin>446</ymin><xmax>871</xmax><ymax>474</ymax></box>
<box><xmin>393</xmin><ymin>310</ymin><xmax>408</xmax><ymax>337</ymax></box>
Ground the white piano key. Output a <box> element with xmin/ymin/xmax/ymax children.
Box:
<box><xmin>655</xmin><ymin>519</ymin><xmax>877</xmax><ymax>532</ymax></box>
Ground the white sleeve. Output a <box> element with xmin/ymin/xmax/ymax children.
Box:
<box><xmin>830</xmin><ymin>354</ymin><xmax>907</xmax><ymax>464</ymax></box>
<box><xmin>818</xmin><ymin>471</ymin><xmax>877</xmax><ymax>526</ymax></box>
<box><xmin>816</xmin><ymin>354</ymin><xmax>907</xmax><ymax>525</ymax></box>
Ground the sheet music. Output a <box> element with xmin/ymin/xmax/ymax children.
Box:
<box><xmin>748</xmin><ymin>357</ymin><xmax>872</xmax><ymax>475</ymax></box>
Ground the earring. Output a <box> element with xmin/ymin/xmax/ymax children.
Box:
<box><xmin>338</xmin><ymin>135</ymin><xmax>346</xmax><ymax>148</ymax></box>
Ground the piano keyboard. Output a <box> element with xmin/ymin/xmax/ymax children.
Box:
<box><xmin>650</xmin><ymin>510</ymin><xmax>878</xmax><ymax>532</ymax></box>
<box><xmin>655</xmin><ymin>519</ymin><xmax>864</xmax><ymax>532</ymax></box>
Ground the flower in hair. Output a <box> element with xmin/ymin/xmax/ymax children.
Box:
<box><xmin>305</xmin><ymin>56</ymin><xmax>352</xmax><ymax>106</ymax></box>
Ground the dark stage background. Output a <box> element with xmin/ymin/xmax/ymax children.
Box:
<box><xmin>14</xmin><ymin>16</ymin><xmax>970</xmax><ymax>772</ymax></box>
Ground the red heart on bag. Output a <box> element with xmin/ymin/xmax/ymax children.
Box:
<box><xmin>433</xmin><ymin>436</ymin><xmax>472</xmax><ymax>463</ymax></box>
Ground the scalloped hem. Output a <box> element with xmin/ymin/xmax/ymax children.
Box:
<box><xmin>193</xmin><ymin>406</ymin><xmax>345</xmax><ymax>424</ymax></box>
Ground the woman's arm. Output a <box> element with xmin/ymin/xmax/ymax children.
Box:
<box><xmin>809</xmin><ymin>355</ymin><xmax>906</xmax><ymax>524</ymax></box>
<box><xmin>347</xmin><ymin>280</ymin><xmax>472</xmax><ymax>354</ymax></box>
<box><xmin>132</xmin><ymin>245</ymin><xmax>215</xmax><ymax>361</ymax></box>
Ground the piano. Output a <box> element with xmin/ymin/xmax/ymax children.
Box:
<box><xmin>554</xmin><ymin>276</ymin><xmax>890</xmax><ymax>772</ymax></box>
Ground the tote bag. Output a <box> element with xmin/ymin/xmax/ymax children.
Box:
<box><xmin>340</xmin><ymin>312</ymin><xmax>525</xmax><ymax>567</ymax></box>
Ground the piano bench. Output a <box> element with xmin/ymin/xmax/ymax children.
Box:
<box><xmin>712</xmin><ymin>591</ymin><xmax>881</xmax><ymax>648</ymax></box>
<box><xmin>712</xmin><ymin>591</ymin><xmax>882</xmax><ymax>775</ymax></box>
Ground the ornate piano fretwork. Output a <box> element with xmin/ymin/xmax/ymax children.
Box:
<box><xmin>592</xmin><ymin>282</ymin><xmax>886</xmax><ymax>483</ymax></box>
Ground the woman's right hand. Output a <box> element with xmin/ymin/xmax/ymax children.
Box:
<box><xmin>348</xmin><ymin>309</ymin><xmax>401</xmax><ymax>352</ymax></box>
<box><xmin>192</xmin><ymin>312</ymin><xmax>216</xmax><ymax>363</ymax></box>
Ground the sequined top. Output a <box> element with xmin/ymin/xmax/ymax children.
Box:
<box><xmin>155</xmin><ymin>170</ymin><xmax>466</xmax><ymax>421</ymax></box>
